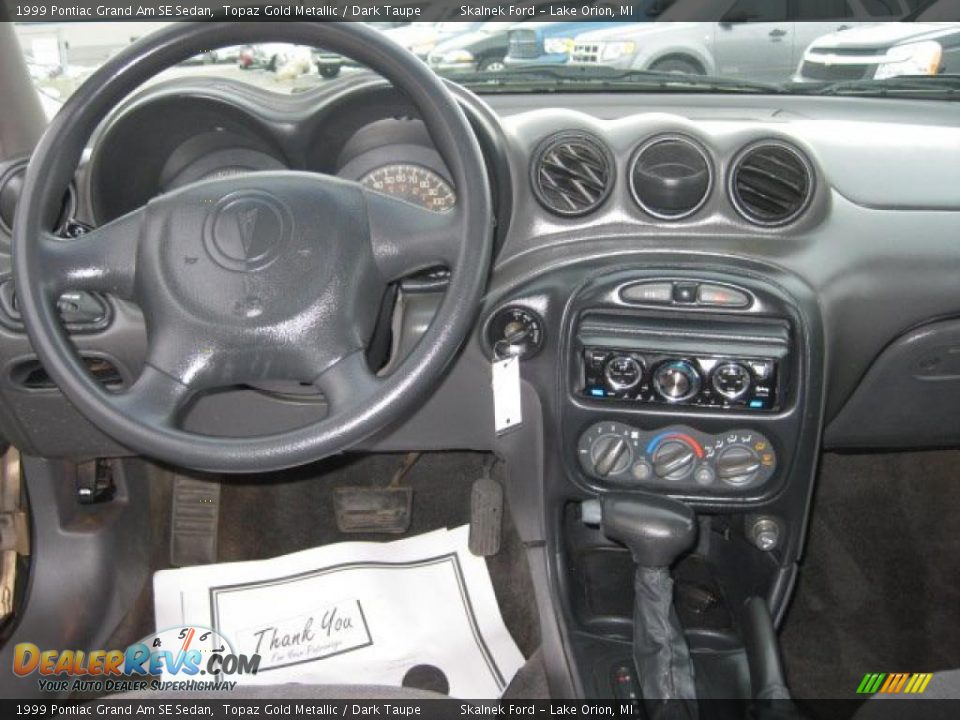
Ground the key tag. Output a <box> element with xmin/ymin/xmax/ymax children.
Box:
<box><xmin>491</xmin><ymin>354</ymin><xmax>522</xmax><ymax>435</ymax></box>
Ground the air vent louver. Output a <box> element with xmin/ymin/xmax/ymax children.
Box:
<box><xmin>532</xmin><ymin>132</ymin><xmax>613</xmax><ymax>217</ymax></box>
<box><xmin>730</xmin><ymin>142</ymin><xmax>813</xmax><ymax>226</ymax></box>
<box><xmin>630</xmin><ymin>135</ymin><xmax>712</xmax><ymax>220</ymax></box>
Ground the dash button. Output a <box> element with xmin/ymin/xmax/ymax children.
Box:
<box><xmin>621</xmin><ymin>282</ymin><xmax>674</xmax><ymax>304</ymax></box>
<box><xmin>697</xmin><ymin>284</ymin><xmax>750</xmax><ymax>308</ymax></box>
<box><xmin>672</xmin><ymin>282</ymin><xmax>699</xmax><ymax>304</ymax></box>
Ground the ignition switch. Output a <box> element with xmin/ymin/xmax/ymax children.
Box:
<box><xmin>487</xmin><ymin>306</ymin><xmax>545</xmax><ymax>360</ymax></box>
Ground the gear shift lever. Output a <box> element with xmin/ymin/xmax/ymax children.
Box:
<box><xmin>583</xmin><ymin>493</ymin><xmax>699</xmax><ymax>720</ymax></box>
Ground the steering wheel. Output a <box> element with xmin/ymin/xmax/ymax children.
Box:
<box><xmin>12</xmin><ymin>23</ymin><xmax>493</xmax><ymax>473</ymax></box>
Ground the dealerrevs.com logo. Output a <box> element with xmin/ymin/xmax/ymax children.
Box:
<box><xmin>13</xmin><ymin>626</ymin><xmax>260</xmax><ymax>693</ymax></box>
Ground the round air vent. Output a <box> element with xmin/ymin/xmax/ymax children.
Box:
<box><xmin>531</xmin><ymin>132</ymin><xmax>614</xmax><ymax>217</ymax></box>
<box><xmin>630</xmin><ymin>135</ymin><xmax>712</xmax><ymax>220</ymax></box>
<box><xmin>730</xmin><ymin>141</ymin><xmax>814</xmax><ymax>226</ymax></box>
<box><xmin>0</xmin><ymin>164</ymin><xmax>26</xmax><ymax>234</ymax></box>
<box><xmin>0</xmin><ymin>161</ymin><xmax>75</xmax><ymax>238</ymax></box>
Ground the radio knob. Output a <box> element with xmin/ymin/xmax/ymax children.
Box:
<box><xmin>712</xmin><ymin>362</ymin><xmax>752</xmax><ymax>401</ymax></box>
<box><xmin>653</xmin><ymin>361</ymin><xmax>701</xmax><ymax>402</ymax></box>
<box><xmin>652</xmin><ymin>440</ymin><xmax>697</xmax><ymax>481</ymax></box>
<box><xmin>603</xmin><ymin>355</ymin><xmax>643</xmax><ymax>392</ymax></box>
<box><xmin>590</xmin><ymin>435</ymin><xmax>633</xmax><ymax>478</ymax></box>
<box><xmin>716</xmin><ymin>445</ymin><xmax>762</xmax><ymax>486</ymax></box>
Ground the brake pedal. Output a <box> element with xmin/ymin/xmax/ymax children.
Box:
<box><xmin>333</xmin><ymin>453</ymin><xmax>417</xmax><ymax>534</ymax></box>
<box><xmin>334</xmin><ymin>486</ymin><xmax>413</xmax><ymax>534</ymax></box>
<box><xmin>170</xmin><ymin>475</ymin><xmax>221</xmax><ymax>567</ymax></box>
<box><xmin>469</xmin><ymin>472</ymin><xmax>503</xmax><ymax>557</ymax></box>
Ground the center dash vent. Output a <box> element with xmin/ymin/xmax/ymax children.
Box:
<box><xmin>630</xmin><ymin>135</ymin><xmax>712</xmax><ymax>220</ymax></box>
<box><xmin>532</xmin><ymin>132</ymin><xmax>614</xmax><ymax>217</ymax></box>
<box><xmin>730</xmin><ymin>141</ymin><xmax>814</xmax><ymax>226</ymax></box>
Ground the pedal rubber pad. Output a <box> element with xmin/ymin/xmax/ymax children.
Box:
<box><xmin>170</xmin><ymin>476</ymin><xmax>221</xmax><ymax>567</ymax></box>
<box><xmin>469</xmin><ymin>476</ymin><xmax>503</xmax><ymax>557</ymax></box>
<box><xmin>334</xmin><ymin>486</ymin><xmax>413</xmax><ymax>534</ymax></box>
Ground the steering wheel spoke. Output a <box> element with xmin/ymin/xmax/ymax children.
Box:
<box><xmin>36</xmin><ymin>209</ymin><xmax>142</xmax><ymax>299</ymax></box>
<box><xmin>314</xmin><ymin>350</ymin><xmax>383</xmax><ymax>413</ymax></box>
<box><xmin>364</xmin><ymin>189</ymin><xmax>464</xmax><ymax>281</ymax></box>
<box><xmin>113</xmin><ymin>363</ymin><xmax>195</xmax><ymax>429</ymax></box>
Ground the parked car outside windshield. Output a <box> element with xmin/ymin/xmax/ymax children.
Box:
<box><xmin>15</xmin><ymin>16</ymin><xmax>960</xmax><ymax>117</ymax></box>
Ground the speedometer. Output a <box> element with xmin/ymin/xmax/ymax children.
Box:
<box><xmin>360</xmin><ymin>164</ymin><xmax>456</xmax><ymax>213</ymax></box>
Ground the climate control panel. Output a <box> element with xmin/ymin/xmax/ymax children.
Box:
<box><xmin>577</xmin><ymin>422</ymin><xmax>777</xmax><ymax>492</ymax></box>
<box><xmin>582</xmin><ymin>347</ymin><xmax>779</xmax><ymax>411</ymax></box>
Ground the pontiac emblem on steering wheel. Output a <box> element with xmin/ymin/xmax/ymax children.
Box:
<box><xmin>204</xmin><ymin>191</ymin><xmax>291</xmax><ymax>272</ymax></box>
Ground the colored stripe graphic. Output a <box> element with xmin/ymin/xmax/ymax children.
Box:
<box><xmin>857</xmin><ymin>673</ymin><xmax>886</xmax><ymax>694</ymax></box>
<box><xmin>857</xmin><ymin>673</ymin><xmax>932</xmax><ymax>695</ymax></box>
<box><xmin>879</xmin><ymin>674</ymin><xmax>897</xmax><ymax>693</ymax></box>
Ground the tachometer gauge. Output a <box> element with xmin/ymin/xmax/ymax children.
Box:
<box><xmin>360</xmin><ymin>163</ymin><xmax>456</xmax><ymax>213</ymax></box>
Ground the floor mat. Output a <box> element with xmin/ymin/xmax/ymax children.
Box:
<box><xmin>780</xmin><ymin>450</ymin><xmax>960</xmax><ymax>702</ymax></box>
<box><xmin>154</xmin><ymin>526</ymin><xmax>524</xmax><ymax>698</ymax></box>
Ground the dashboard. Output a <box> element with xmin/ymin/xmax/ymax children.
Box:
<box><xmin>3</xmin><ymin>65</ymin><xmax>959</xmax><ymax>703</ymax></box>
<box><xmin>0</xmin><ymin>74</ymin><xmax>958</xmax><ymax>471</ymax></box>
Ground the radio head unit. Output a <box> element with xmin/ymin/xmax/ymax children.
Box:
<box><xmin>576</xmin><ymin>313</ymin><xmax>790</xmax><ymax>412</ymax></box>
<box><xmin>583</xmin><ymin>347</ymin><xmax>780</xmax><ymax>411</ymax></box>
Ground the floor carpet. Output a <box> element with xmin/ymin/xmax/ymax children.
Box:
<box><xmin>105</xmin><ymin>447</ymin><xmax>960</xmax><ymax>703</ymax></box>
<box><xmin>780</xmin><ymin>450</ymin><xmax>960</xmax><ymax>703</ymax></box>
<box><xmin>103</xmin><ymin>451</ymin><xmax>544</xmax><ymax>696</ymax></box>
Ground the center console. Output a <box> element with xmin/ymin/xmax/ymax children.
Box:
<box><xmin>485</xmin><ymin>259</ymin><xmax>825</xmax><ymax>703</ymax></box>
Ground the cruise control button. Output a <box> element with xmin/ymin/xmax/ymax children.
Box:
<box><xmin>621</xmin><ymin>282</ymin><xmax>674</xmax><ymax>304</ymax></box>
<box><xmin>697</xmin><ymin>284</ymin><xmax>750</xmax><ymax>308</ymax></box>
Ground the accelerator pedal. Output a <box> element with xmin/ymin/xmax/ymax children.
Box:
<box><xmin>170</xmin><ymin>475</ymin><xmax>221</xmax><ymax>567</ymax></box>
<box><xmin>468</xmin><ymin>461</ymin><xmax>503</xmax><ymax>557</ymax></box>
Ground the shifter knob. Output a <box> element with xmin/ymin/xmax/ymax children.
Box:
<box><xmin>600</xmin><ymin>493</ymin><xmax>697</xmax><ymax>568</ymax></box>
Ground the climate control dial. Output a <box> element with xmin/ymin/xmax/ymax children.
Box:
<box><xmin>716</xmin><ymin>444</ymin><xmax>761</xmax><ymax>486</ymax></box>
<box><xmin>652</xmin><ymin>440</ymin><xmax>697</xmax><ymax>481</ymax></box>
<box><xmin>577</xmin><ymin>422</ymin><xmax>636</xmax><ymax>481</ymax></box>
<box><xmin>590</xmin><ymin>435</ymin><xmax>633</xmax><ymax>478</ymax></box>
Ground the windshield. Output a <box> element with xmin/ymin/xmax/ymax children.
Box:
<box><xmin>16</xmin><ymin>14</ymin><xmax>960</xmax><ymax>117</ymax></box>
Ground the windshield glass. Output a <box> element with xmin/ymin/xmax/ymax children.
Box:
<box><xmin>16</xmin><ymin>14</ymin><xmax>959</xmax><ymax>117</ymax></box>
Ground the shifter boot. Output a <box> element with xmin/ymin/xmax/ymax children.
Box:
<box><xmin>588</xmin><ymin>494</ymin><xmax>699</xmax><ymax>718</ymax></box>
<box><xmin>634</xmin><ymin>566</ymin><xmax>698</xmax><ymax>720</ymax></box>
